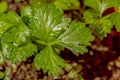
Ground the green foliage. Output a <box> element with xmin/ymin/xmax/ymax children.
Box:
<box><xmin>28</xmin><ymin>3</ymin><xmax>94</xmax><ymax>75</ymax></box>
<box><xmin>21</xmin><ymin>5</ymin><xmax>32</xmax><ymax>17</ymax></box>
<box><xmin>30</xmin><ymin>0</ymin><xmax>80</xmax><ymax>10</ymax></box>
<box><xmin>104</xmin><ymin>0</ymin><xmax>120</xmax><ymax>31</ymax></box>
<box><xmin>5</xmin><ymin>67</ymin><xmax>11</xmax><ymax>76</ymax></box>
<box><xmin>0</xmin><ymin>1</ymin><xmax>8</xmax><ymax>15</ymax></box>
<box><xmin>103</xmin><ymin>0</ymin><xmax>120</xmax><ymax>8</ymax></box>
<box><xmin>102</xmin><ymin>0</ymin><xmax>120</xmax><ymax>32</ymax></box>
<box><xmin>1</xmin><ymin>0</ymin><xmax>120</xmax><ymax>77</ymax></box>
<box><xmin>34</xmin><ymin>45</ymin><xmax>65</xmax><ymax>76</ymax></box>
<box><xmin>85</xmin><ymin>0</ymin><xmax>108</xmax><ymax>14</ymax></box>
<box><xmin>110</xmin><ymin>12</ymin><xmax>120</xmax><ymax>31</ymax></box>
<box><xmin>4</xmin><ymin>77</ymin><xmax>10</xmax><ymax>80</ymax></box>
<box><xmin>0</xmin><ymin>3</ymin><xmax>94</xmax><ymax>76</ymax></box>
<box><xmin>54</xmin><ymin>0</ymin><xmax>80</xmax><ymax>10</ymax></box>
<box><xmin>84</xmin><ymin>0</ymin><xmax>120</xmax><ymax>38</ymax></box>
<box><xmin>0</xmin><ymin>11</ymin><xmax>37</xmax><ymax>62</ymax></box>
<box><xmin>30</xmin><ymin>0</ymin><xmax>49</xmax><ymax>8</ymax></box>
<box><xmin>0</xmin><ymin>71</ymin><xmax>4</xmax><ymax>79</ymax></box>
<box><xmin>20</xmin><ymin>5</ymin><xmax>32</xmax><ymax>24</ymax></box>
<box><xmin>9</xmin><ymin>43</ymin><xmax>37</xmax><ymax>63</ymax></box>
<box><xmin>58</xmin><ymin>21</ymin><xmax>94</xmax><ymax>55</ymax></box>
<box><xmin>15</xmin><ymin>0</ymin><xmax>25</xmax><ymax>2</ymax></box>
<box><xmin>29</xmin><ymin>4</ymin><xmax>66</xmax><ymax>43</ymax></box>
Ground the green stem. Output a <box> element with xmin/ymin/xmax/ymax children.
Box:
<box><xmin>49</xmin><ymin>40</ymin><xmax>60</xmax><ymax>45</ymax></box>
<box><xmin>36</xmin><ymin>40</ymin><xmax>48</xmax><ymax>45</ymax></box>
<box><xmin>36</xmin><ymin>40</ymin><xmax>60</xmax><ymax>46</ymax></box>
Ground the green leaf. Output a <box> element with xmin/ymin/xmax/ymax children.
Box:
<box><xmin>30</xmin><ymin>4</ymin><xmax>94</xmax><ymax>76</ymax></box>
<box><xmin>84</xmin><ymin>0</ymin><xmax>119</xmax><ymax>38</ymax></box>
<box><xmin>30</xmin><ymin>0</ymin><xmax>48</xmax><ymax>8</ymax></box>
<box><xmin>85</xmin><ymin>0</ymin><xmax>100</xmax><ymax>10</ymax></box>
<box><xmin>68</xmin><ymin>70</ymin><xmax>77</xmax><ymax>78</ymax></box>
<box><xmin>5</xmin><ymin>67</ymin><xmax>11</xmax><ymax>76</ymax></box>
<box><xmin>103</xmin><ymin>0</ymin><xmax>120</xmax><ymax>32</ymax></box>
<box><xmin>0</xmin><ymin>1</ymin><xmax>8</xmax><ymax>15</ymax></box>
<box><xmin>0</xmin><ymin>11</ymin><xmax>30</xmax><ymax>45</ymax></box>
<box><xmin>0</xmin><ymin>3</ymin><xmax>94</xmax><ymax>77</ymax></box>
<box><xmin>54</xmin><ymin>0</ymin><xmax>80</xmax><ymax>10</ymax></box>
<box><xmin>1</xmin><ymin>24</ymin><xmax>30</xmax><ymax>59</ymax></box>
<box><xmin>84</xmin><ymin>11</ymin><xmax>97</xmax><ymax>24</ymax></box>
<box><xmin>0</xmin><ymin>11</ymin><xmax>23</xmax><ymax>26</ymax></box>
<box><xmin>0</xmin><ymin>11</ymin><xmax>31</xmax><ymax>62</ymax></box>
<box><xmin>21</xmin><ymin>5</ymin><xmax>32</xmax><ymax>25</ymax></box>
<box><xmin>1</xmin><ymin>25</ymin><xmax>29</xmax><ymax>45</ymax></box>
<box><xmin>103</xmin><ymin>0</ymin><xmax>120</xmax><ymax>9</ymax></box>
<box><xmin>90</xmin><ymin>24</ymin><xmax>105</xmax><ymax>38</ymax></box>
<box><xmin>29</xmin><ymin>3</ymin><xmax>71</xmax><ymax>43</ymax></box>
<box><xmin>21</xmin><ymin>5</ymin><xmax>32</xmax><ymax>18</ymax></box>
<box><xmin>0</xmin><ymin>71</ymin><xmax>4</xmax><ymax>79</ymax></box>
<box><xmin>109</xmin><ymin>12</ymin><xmax>120</xmax><ymax>31</ymax></box>
<box><xmin>85</xmin><ymin>0</ymin><xmax>107</xmax><ymax>14</ymax></box>
<box><xmin>0</xmin><ymin>20</ymin><xmax>12</xmax><ymax>39</ymax></box>
<box><xmin>10</xmin><ymin>43</ymin><xmax>37</xmax><ymax>63</ymax></box>
<box><xmin>101</xmin><ymin>19</ymin><xmax>113</xmax><ymax>36</ymax></box>
<box><xmin>15</xmin><ymin>0</ymin><xmax>24</xmax><ymax>2</ymax></box>
<box><xmin>58</xmin><ymin>22</ymin><xmax>94</xmax><ymax>55</ymax></box>
<box><xmin>30</xmin><ymin>0</ymin><xmax>80</xmax><ymax>10</ymax></box>
<box><xmin>33</xmin><ymin>45</ymin><xmax>64</xmax><ymax>76</ymax></box>
<box><xmin>4</xmin><ymin>77</ymin><xmax>10</xmax><ymax>80</ymax></box>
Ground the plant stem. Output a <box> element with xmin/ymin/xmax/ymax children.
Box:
<box><xmin>49</xmin><ymin>40</ymin><xmax>60</xmax><ymax>45</ymax></box>
<box><xmin>36</xmin><ymin>40</ymin><xmax>60</xmax><ymax>46</ymax></box>
<box><xmin>36</xmin><ymin>40</ymin><xmax>48</xmax><ymax>45</ymax></box>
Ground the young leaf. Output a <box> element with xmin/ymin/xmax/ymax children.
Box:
<box><xmin>84</xmin><ymin>0</ymin><xmax>120</xmax><ymax>38</ymax></box>
<box><xmin>0</xmin><ymin>11</ymin><xmax>24</xmax><ymax>26</ymax></box>
<box><xmin>101</xmin><ymin>19</ymin><xmax>113</xmax><ymax>35</ymax></box>
<box><xmin>30</xmin><ymin>0</ymin><xmax>48</xmax><ymax>8</ymax></box>
<box><xmin>29</xmin><ymin>3</ymin><xmax>71</xmax><ymax>43</ymax></box>
<box><xmin>54</xmin><ymin>0</ymin><xmax>80</xmax><ymax>10</ymax></box>
<box><xmin>0</xmin><ymin>1</ymin><xmax>8</xmax><ymax>15</ymax></box>
<box><xmin>0</xmin><ymin>71</ymin><xmax>4</xmax><ymax>79</ymax></box>
<box><xmin>109</xmin><ymin>12</ymin><xmax>120</xmax><ymax>31</ymax></box>
<box><xmin>85</xmin><ymin>0</ymin><xmax>107</xmax><ymax>14</ymax></box>
<box><xmin>106</xmin><ymin>0</ymin><xmax>120</xmax><ymax>31</ymax></box>
<box><xmin>30</xmin><ymin>0</ymin><xmax>80</xmax><ymax>10</ymax></box>
<box><xmin>85</xmin><ymin>0</ymin><xmax>100</xmax><ymax>10</ymax></box>
<box><xmin>21</xmin><ymin>5</ymin><xmax>32</xmax><ymax>25</ymax></box>
<box><xmin>15</xmin><ymin>0</ymin><xmax>24</xmax><ymax>2</ymax></box>
<box><xmin>21</xmin><ymin>5</ymin><xmax>32</xmax><ymax>18</ymax></box>
<box><xmin>0</xmin><ymin>21</ymin><xmax>12</xmax><ymax>39</ymax></box>
<box><xmin>0</xmin><ymin>11</ymin><xmax>30</xmax><ymax>43</ymax></box>
<box><xmin>58</xmin><ymin>22</ymin><xmax>94</xmax><ymax>55</ymax></box>
<box><xmin>29</xmin><ymin>3</ymin><xmax>94</xmax><ymax>76</ymax></box>
<box><xmin>1</xmin><ymin>24</ymin><xmax>30</xmax><ymax>59</ymax></box>
<box><xmin>0</xmin><ymin>11</ymin><xmax>32</xmax><ymax>62</ymax></box>
<box><xmin>10</xmin><ymin>43</ymin><xmax>37</xmax><ymax>63</ymax></box>
<box><xmin>0</xmin><ymin>3</ymin><xmax>94</xmax><ymax>76</ymax></box>
<box><xmin>84</xmin><ymin>11</ymin><xmax>97</xmax><ymax>24</ymax></box>
<box><xmin>33</xmin><ymin>45</ymin><xmax>64</xmax><ymax>76</ymax></box>
<box><xmin>103</xmin><ymin>0</ymin><xmax>120</xmax><ymax>31</ymax></box>
<box><xmin>103</xmin><ymin>0</ymin><xmax>120</xmax><ymax>9</ymax></box>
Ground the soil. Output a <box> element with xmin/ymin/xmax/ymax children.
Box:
<box><xmin>0</xmin><ymin>0</ymin><xmax>120</xmax><ymax>80</ymax></box>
